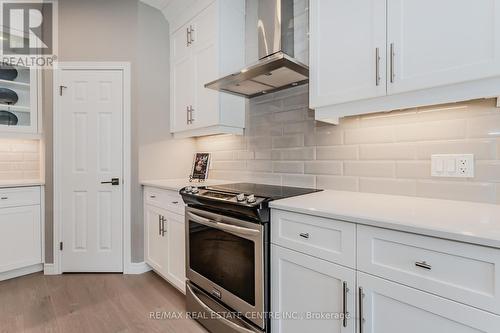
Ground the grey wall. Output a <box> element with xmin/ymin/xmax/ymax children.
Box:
<box><xmin>44</xmin><ymin>0</ymin><xmax>182</xmax><ymax>263</ymax></box>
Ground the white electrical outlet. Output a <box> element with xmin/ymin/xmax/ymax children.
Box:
<box><xmin>431</xmin><ymin>154</ymin><xmax>474</xmax><ymax>178</ymax></box>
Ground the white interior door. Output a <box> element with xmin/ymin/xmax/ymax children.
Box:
<box><xmin>59</xmin><ymin>69</ymin><xmax>124</xmax><ymax>272</ymax></box>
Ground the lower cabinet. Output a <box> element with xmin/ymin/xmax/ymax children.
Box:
<box><xmin>0</xmin><ymin>205</ymin><xmax>41</xmax><ymax>273</ymax></box>
<box><xmin>270</xmin><ymin>208</ymin><xmax>500</xmax><ymax>333</ymax></box>
<box><xmin>271</xmin><ymin>244</ymin><xmax>356</xmax><ymax>333</ymax></box>
<box><xmin>164</xmin><ymin>211</ymin><xmax>186</xmax><ymax>292</ymax></box>
<box><xmin>358</xmin><ymin>272</ymin><xmax>500</xmax><ymax>333</ymax></box>
<box><xmin>144</xmin><ymin>187</ymin><xmax>186</xmax><ymax>293</ymax></box>
<box><xmin>144</xmin><ymin>204</ymin><xmax>168</xmax><ymax>273</ymax></box>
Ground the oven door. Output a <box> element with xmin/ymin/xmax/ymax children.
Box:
<box><xmin>186</xmin><ymin>207</ymin><xmax>265</xmax><ymax>329</ymax></box>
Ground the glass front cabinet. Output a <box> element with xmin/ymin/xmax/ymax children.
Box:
<box><xmin>0</xmin><ymin>64</ymin><xmax>39</xmax><ymax>134</ymax></box>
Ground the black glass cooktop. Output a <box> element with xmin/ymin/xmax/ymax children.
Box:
<box><xmin>205</xmin><ymin>183</ymin><xmax>322</xmax><ymax>200</ymax></box>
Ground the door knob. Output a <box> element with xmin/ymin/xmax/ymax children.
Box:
<box><xmin>101</xmin><ymin>178</ymin><xmax>120</xmax><ymax>186</ymax></box>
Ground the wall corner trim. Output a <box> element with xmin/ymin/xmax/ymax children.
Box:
<box><xmin>124</xmin><ymin>262</ymin><xmax>152</xmax><ymax>275</ymax></box>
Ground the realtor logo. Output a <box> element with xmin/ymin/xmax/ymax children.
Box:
<box><xmin>0</xmin><ymin>0</ymin><xmax>58</xmax><ymax>67</ymax></box>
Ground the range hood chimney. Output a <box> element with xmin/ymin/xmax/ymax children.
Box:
<box><xmin>205</xmin><ymin>0</ymin><xmax>309</xmax><ymax>98</ymax></box>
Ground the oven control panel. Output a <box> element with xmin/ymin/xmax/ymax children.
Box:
<box><xmin>181</xmin><ymin>186</ymin><xmax>266</xmax><ymax>207</ymax></box>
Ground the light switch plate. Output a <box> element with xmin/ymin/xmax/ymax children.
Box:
<box><xmin>431</xmin><ymin>154</ymin><xmax>474</xmax><ymax>178</ymax></box>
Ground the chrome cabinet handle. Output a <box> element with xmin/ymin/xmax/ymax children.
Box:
<box><xmin>186</xmin><ymin>27</ymin><xmax>191</xmax><ymax>46</ymax></box>
<box><xmin>172</xmin><ymin>201</ymin><xmax>179</xmax><ymax>204</ymax></box>
<box><xmin>0</xmin><ymin>197</ymin><xmax>7</xmax><ymax>200</ymax></box>
<box><xmin>375</xmin><ymin>47</ymin><xmax>381</xmax><ymax>86</ymax></box>
<box><xmin>190</xmin><ymin>106</ymin><xmax>195</xmax><ymax>123</ymax></box>
<box><xmin>415</xmin><ymin>261</ymin><xmax>432</xmax><ymax>270</ymax></box>
<box><xmin>390</xmin><ymin>43</ymin><xmax>395</xmax><ymax>83</ymax></box>
<box><xmin>359</xmin><ymin>287</ymin><xmax>364</xmax><ymax>333</ymax></box>
<box><xmin>158</xmin><ymin>215</ymin><xmax>162</xmax><ymax>236</ymax></box>
<box><xmin>186</xmin><ymin>106</ymin><xmax>190</xmax><ymax>124</ymax></box>
<box><xmin>149</xmin><ymin>195</ymin><xmax>156</xmax><ymax>199</ymax></box>
<box><xmin>161</xmin><ymin>216</ymin><xmax>166</xmax><ymax>237</ymax></box>
<box><xmin>342</xmin><ymin>282</ymin><xmax>349</xmax><ymax>328</ymax></box>
<box><xmin>189</xmin><ymin>25</ymin><xmax>195</xmax><ymax>43</ymax></box>
<box><xmin>299</xmin><ymin>233</ymin><xmax>310</xmax><ymax>239</ymax></box>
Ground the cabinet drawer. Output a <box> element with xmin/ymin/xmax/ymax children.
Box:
<box><xmin>358</xmin><ymin>225</ymin><xmax>500</xmax><ymax>314</ymax></box>
<box><xmin>358</xmin><ymin>272</ymin><xmax>500</xmax><ymax>333</ymax></box>
<box><xmin>0</xmin><ymin>187</ymin><xmax>40</xmax><ymax>209</ymax></box>
<box><xmin>144</xmin><ymin>187</ymin><xmax>184</xmax><ymax>215</ymax></box>
<box><xmin>271</xmin><ymin>209</ymin><xmax>356</xmax><ymax>268</ymax></box>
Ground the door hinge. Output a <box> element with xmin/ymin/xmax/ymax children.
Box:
<box><xmin>59</xmin><ymin>85</ymin><xmax>67</xmax><ymax>96</ymax></box>
<box><xmin>59</xmin><ymin>242</ymin><xmax>63</xmax><ymax>251</ymax></box>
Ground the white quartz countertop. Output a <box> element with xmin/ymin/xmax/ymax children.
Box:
<box><xmin>0</xmin><ymin>180</ymin><xmax>45</xmax><ymax>188</ymax></box>
<box><xmin>269</xmin><ymin>190</ymin><xmax>500</xmax><ymax>248</ymax></box>
<box><xmin>140</xmin><ymin>178</ymin><xmax>233</xmax><ymax>192</ymax></box>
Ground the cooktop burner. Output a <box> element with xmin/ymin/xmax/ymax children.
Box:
<box><xmin>205</xmin><ymin>183</ymin><xmax>321</xmax><ymax>200</ymax></box>
<box><xmin>180</xmin><ymin>183</ymin><xmax>322</xmax><ymax>223</ymax></box>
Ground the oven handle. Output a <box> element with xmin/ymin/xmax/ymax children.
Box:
<box><xmin>186</xmin><ymin>284</ymin><xmax>260</xmax><ymax>333</ymax></box>
<box><xmin>187</xmin><ymin>211</ymin><xmax>260</xmax><ymax>237</ymax></box>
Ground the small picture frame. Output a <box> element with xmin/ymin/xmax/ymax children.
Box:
<box><xmin>190</xmin><ymin>152</ymin><xmax>211</xmax><ymax>181</ymax></box>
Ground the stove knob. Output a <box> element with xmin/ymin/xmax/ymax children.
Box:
<box><xmin>247</xmin><ymin>194</ymin><xmax>256</xmax><ymax>203</ymax></box>
<box><xmin>191</xmin><ymin>186</ymin><xmax>199</xmax><ymax>194</ymax></box>
<box><xmin>236</xmin><ymin>193</ymin><xmax>246</xmax><ymax>202</ymax></box>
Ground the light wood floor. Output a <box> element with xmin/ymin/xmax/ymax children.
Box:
<box><xmin>0</xmin><ymin>271</ymin><xmax>208</xmax><ymax>333</ymax></box>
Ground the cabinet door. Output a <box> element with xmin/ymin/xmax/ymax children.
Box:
<box><xmin>271</xmin><ymin>244</ymin><xmax>356</xmax><ymax>333</ymax></box>
<box><xmin>358</xmin><ymin>272</ymin><xmax>500</xmax><ymax>333</ymax></box>
<box><xmin>310</xmin><ymin>0</ymin><xmax>386</xmax><ymax>107</ymax></box>
<box><xmin>171</xmin><ymin>55</ymin><xmax>194</xmax><ymax>133</ymax></box>
<box><xmin>165</xmin><ymin>211</ymin><xmax>186</xmax><ymax>293</ymax></box>
<box><xmin>191</xmin><ymin>3</ymin><xmax>219</xmax><ymax>129</ymax></box>
<box><xmin>387</xmin><ymin>0</ymin><xmax>500</xmax><ymax>94</ymax></box>
<box><xmin>171</xmin><ymin>24</ymin><xmax>191</xmax><ymax>64</ymax></box>
<box><xmin>0</xmin><ymin>66</ymin><xmax>38</xmax><ymax>134</ymax></box>
<box><xmin>0</xmin><ymin>205</ymin><xmax>41</xmax><ymax>273</ymax></box>
<box><xmin>144</xmin><ymin>205</ymin><xmax>168</xmax><ymax>273</ymax></box>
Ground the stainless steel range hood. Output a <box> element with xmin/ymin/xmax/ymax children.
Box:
<box><xmin>205</xmin><ymin>0</ymin><xmax>309</xmax><ymax>98</ymax></box>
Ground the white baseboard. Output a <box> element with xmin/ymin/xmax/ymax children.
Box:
<box><xmin>0</xmin><ymin>264</ymin><xmax>43</xmax><ymax>281</ymax></box>
<box><xmin>124</xmin><ymin>262</ymin><xmax>151</xmax><ymax>275</ymax></box>
<box><xmin>44</xmin><ymin>263</ymin><xmax>59</xmax><ymax>275</ymax></box>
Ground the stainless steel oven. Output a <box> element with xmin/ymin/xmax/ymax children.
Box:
<box><xmin>185</xmin><ymin>206</ymin><xmax>266</xmax><ymax>332</ymax></box>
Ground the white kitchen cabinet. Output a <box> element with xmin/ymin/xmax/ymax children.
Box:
<box><xmin>0</xmin><ymin>205</ymin><xmax>41</xmax><ymax>273</ymax></box>
<box><xmin>311</xmin><ymin>0</ymin><xmax>500</xmax><ymax>122</ymax></box>
<box><xmin>170</xmin><ymin>0</ymin><xmax>246</xmax><ymax>138</ymax></box>
<box><xmin>387</xmin><ymin>0</ymin><xmax>500</xmax><ymax>95</ymax></box>
<box><xmin>164</xmin><ymin>211</ymin><xmax>186</xmax><ymax>292</ymax></box>
<box><xmin>0</xmin><ymin>65</ymin><xmax>40</xmax><ymax>135</ymax></box>
<box><xmin>271</xmin><ymin>244</ymin><xmax>356</xmax><ymax>333</ymax></box>
<box><xmin>143</xmin><ymin>186</ymin><xmax>186</xmax><ymax>293</ymax></box>
<box><xmin>358</xmin><ymin>272</ymin><xmax>500</xmax><ymax>333</ymax></box>
<box><xmin>0</xmin><ymin>186</ymin><xmax>42</xmax><ymax>280</ymax></box>
<box><xmin>310</xmin><ymin>0</ymin><xmax>386</xmax><ymax>107</ymax></box>
<box><xmin>270</xmin><ymin>208</ymin><xmax>500</xmax><ymax>333</ymax></box>
<box><xmin>144</xmin><ymin>204</ymin><xmax>168</xmax><ymax>274</ymax></box>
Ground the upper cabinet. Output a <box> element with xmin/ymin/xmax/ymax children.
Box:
<box><xmin>0</xmin><ymin>64</ymin><xmax>39</xmax><ymax>135</ymax></box>
<box><xmin>310</xmin><ymin>0</ymin><xmax>387</xmax><ymax>106</ymax></box>
<box><xmin>310</xmin><ymin>0</ymin><xmax>500</xmax><ymax>123</ymax></box>
<box><xmin>170</xmin><ymin>0</ymin><xmax>246</xmax><ymax>138</ymax></box>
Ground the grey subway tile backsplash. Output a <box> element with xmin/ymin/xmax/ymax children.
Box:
<box><xmin>198</xmin><ymin>85</ymin><xmax>500</xmax><ymax>204</ymax></box>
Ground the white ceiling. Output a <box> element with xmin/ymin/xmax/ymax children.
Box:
<box><xmin>140</xmin><ymin>0</ymin><xmax>196</xmax><ymax>23</ymax></box>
